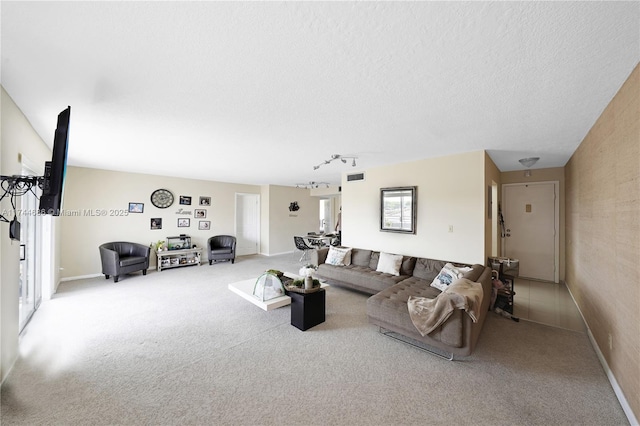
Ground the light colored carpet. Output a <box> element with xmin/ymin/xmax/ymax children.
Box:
<box><xmin>1</xmin><ymin>253</ymin><xmax>628</xmax><ymax>425</ymax></box>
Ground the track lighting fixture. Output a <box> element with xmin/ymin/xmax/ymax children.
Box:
<box><xmin>313</xmin><ymin>154</ymin><xmax>358</xmax><ymax>170</ymax></box>
<box><xmin>295</xmin><ymin>181</ymin><xmax>330</xmax><ymax>189</ymax></box>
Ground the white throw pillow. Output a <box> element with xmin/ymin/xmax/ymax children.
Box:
<box><xmin>326</xmin><ymin>246</ymin><xmax>352</xmax><ymax>266</ymax></box>
<box><xmin>376</xmin><ymin>252</ymin><xmax>403</xmax><ymax>276</ymax></box>
<box><xmin>430</xmin><ymin>263</ymin><xmax>473</xmax><ymax>292</ymax></box>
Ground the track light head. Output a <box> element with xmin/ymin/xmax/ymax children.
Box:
<box><xmin>352</xmin><ymin>159</ymin><xmax>356</xmax><ymax>167</ymax></box>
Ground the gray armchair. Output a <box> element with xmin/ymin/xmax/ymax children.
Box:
<box><xmin>208</xmin><ymin>235</ymin><xmax>236</xmax><ymax>264</ymax></box>
<box><xmin>99</xmin><ymin>242</ymin><xmax>150</xmax><ymax>283</ymax></box>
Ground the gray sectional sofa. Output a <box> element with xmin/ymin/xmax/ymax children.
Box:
<box><xmin>311</xmin><ymin>247</ymin><xmax>492</xmax><ymax>358</ymax></box>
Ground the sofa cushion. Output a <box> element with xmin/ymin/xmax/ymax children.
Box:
<box><xmin>412</xmin><ymin>258</ymin><xmax>447</xmax><ymax>281</ymax></box>
<box><xmin>369</xmin><ymin>252</ymin><xmax>380</xmax><ymax>270</ymax></box>
<box><xmin>351</xmin><ymin>249</ymin><xmax>372</xmax><ymax>267</ymax></box>
<box><xmin>400</xmin><ymin>256</ymin><xmax>417</xmax><ymax>276</ymax></box>
<box><xmin>376</xmin><ymin>252</ymin><xmax>403</xmax><ymax>276</ymax></box>
<box><xmin>326</xmin><ymin>246</ymin><xmax>352</xmax><ymax>266</ymax></box>
<box><xmin>315</xmin><ymin>264</ymin><xmax>408</xmax><ymax>294</ymax></box>
<box><xmin>430</xmin><ymin>263</ymin><xmax>473</xmax><ymax>292</ymax></box>
<box><xmin>462</xmin><ymin>264</ymin><xmax>486</xmax><ymax>282</ymax></box>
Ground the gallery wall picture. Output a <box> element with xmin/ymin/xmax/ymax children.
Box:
<box><xmin>178</xmin><ymin>218</ymin><xmax>190</xmax><ymax>227</ymax></box>
<box><xmin>194</xmin><ymin>209</ymin><xmax>206</xmax><ymax>218</ymax></box>
<box><xmin>151</xmin><ymin>218</ymin><xmax>162</xmax><ymax>230</ymax></box>
<box><xmin>179</xmin><ymin>196</ymin><xmax>192</xmax><ymax>205</ymax></box>
<box><xmin>199</xmin><ymin>196</ymin><xmax>211</xmax><ymax>206</ymax></box>
<box><xmin>198</xmin><ymin>221</ymin><xmax>210</xmax><ymax>230</ymax></box>
<box><xmin>129</xmin><ymin>202</ymin><xmax>144</xmax><ymax>213</ymax></box>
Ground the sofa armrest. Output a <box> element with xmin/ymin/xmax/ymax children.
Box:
<box><xmin>99</xmin><ymin>246</ymin><xmax>119</xmax><ymax>275</ymax></box>
<box><xmin>311</xmin><ymin>247</ymin><xmax>329</xmax><ymax>266</ymax></box>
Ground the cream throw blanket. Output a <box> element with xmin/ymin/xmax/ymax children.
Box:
<box><xmin>407</xmin><ymin>278</ymin><xmax>484</xmax><ymax>337</ymax></box>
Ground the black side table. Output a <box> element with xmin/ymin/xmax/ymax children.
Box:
<box><xmin>289</xmin><ymin>289</ymin><xmax>325</xmax><ymax>331</ymax></box>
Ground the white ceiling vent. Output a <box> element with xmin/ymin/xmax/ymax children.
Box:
<box><xmin>346</xmin><ymin>172</ymin><xmax>365</xmax><ymax>182</ymax></box>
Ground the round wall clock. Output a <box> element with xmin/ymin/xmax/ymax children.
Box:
<box><xmin>150</xmin><ymin>189</ymin><xmax>174</xmax><ymax>209</ymax></box>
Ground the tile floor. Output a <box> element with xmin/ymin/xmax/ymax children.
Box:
<box><xmin>512</xmin><ymin>278</ymin><xmax>587</xmax><ymax>332</ymax></box>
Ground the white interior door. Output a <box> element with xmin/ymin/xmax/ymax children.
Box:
<box><xmin>235</xmin><ymin>193</ymin><xmax>259</xmax><ymax>256</ymax></box>
<box><xmin>502</xmin><ymin>182</ymin><xmax>558</xmax><ymax>282</ymax></box>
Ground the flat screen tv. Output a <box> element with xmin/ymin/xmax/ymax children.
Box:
<box><xmin>39</xmin><ymin>106</ymin><xmax>70</xmax><ymax>216</ymax></box>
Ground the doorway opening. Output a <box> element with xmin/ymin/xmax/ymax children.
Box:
<box><xmin>19</xmin><ymin>163</ymin><xmax>43</xmax><ymax>332</ymax></box>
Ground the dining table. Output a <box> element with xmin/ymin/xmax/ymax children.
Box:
<box><xmin>299</xmin><ymin>234</ymin><xmax>334</xmax><ymax>247</ymax></box>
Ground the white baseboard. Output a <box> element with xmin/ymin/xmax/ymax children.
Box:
<box><xmin>260</xmin><ymin>250</ymin><xmax>295</xmax><ymax>257</ymax></box>
<box><xmin>565</xmin><ymin>283</ymin><xmax>638</xmax><ymax>425</ymax></box>
<box><xmin>59</xmin><ymin>273</ymin><xmax>102</xmax><ymax>282</ymax></box>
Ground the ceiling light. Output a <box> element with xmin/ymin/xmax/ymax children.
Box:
<box><xmin>519</xmin><ymin>157</ymin><xmax>539</xmax><ymax>168</ymax></box>
<box><xmin>313</xmin><ymin>154</ymin><xmax>358</xmax><ymax>171</ymax></box>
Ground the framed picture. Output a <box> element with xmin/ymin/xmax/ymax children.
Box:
<box><xmin>179</xmin><ymin>196</ymin><xmax>192</xmax><ymax>205</ymax></box>
<box><xmin>380</xmin><ymin>186</ymin><xmax>417</xmax><ymax>234</ymax></box>
<box><xmin>20</xmin><ymin>244</ymin><xmax>26</xmax><ymax>261</ymax></box>
<box><xmin>178</xmin><ymin>218</ymin><xmax>190</xmax><ymax>227</ymax></box>
<box><xmin>198</xmin><ymin>220</ymin><xmax>210</xmax><ymax>230</ymax></box>
<box><xmin>151</xmin><ymin>218</ymin><xmax>162</xmax><ymax>230</ymax></box>
<box><xmin>128</xmin><ymin>202</ymin><xmax>144</xmax><ymax>213</ymax></box>
<box><xmin>194</xmin><ymin>209</ymin><xmax>206</xmax><ymax>218</ymax></box>
<box><xmin>199</xmin><ymin>196</ymin><xmax>211</xmax><ymax>206</ymax></box>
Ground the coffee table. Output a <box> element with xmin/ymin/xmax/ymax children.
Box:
<box><xmin>227</xmin><ymin>272</ymin><xmax>328</xmax><ymax>312</ymax></box>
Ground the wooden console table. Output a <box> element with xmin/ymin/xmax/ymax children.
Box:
<box><xmin>157</xmin><ymin>248</ymin><xmax>202</xmax><ymax>271</ymax></box>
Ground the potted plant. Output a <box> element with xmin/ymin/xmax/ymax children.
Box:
<box><xmin>151</xmin><ymin>240</ymin><xmax>166</xmax><ymax>252</ymax></box>
<box><xmin>299</xmin><ymin>264</ymin><xmax>317</xmax><ymax>290</ymax></box>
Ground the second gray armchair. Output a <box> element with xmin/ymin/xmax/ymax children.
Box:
<box><xmin>208</xmin><ymin>235</ymin><xmax>236</xmax><ymax>264</ymax></box>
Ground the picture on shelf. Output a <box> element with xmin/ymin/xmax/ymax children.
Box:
<box><xmin>178</xmin><ymin>218</ymin><xmax>190</xmax><ymax>227</ymax></box>
<box><xmin>199</xmin><ymin>196</ymin><xmax>211</xmax><ymax>206</ymax></box>
<box><xmin>128</xmin><ymin>202</ymin><xmax>144</xmax><ymax>213</ymax></box>
<box><xmin>198</xmin><ymin>220</ymin><xmax>210</xmax><ymax>230</ymax></box>
<box><xmin>150</xmin><ymin>218</ymin><xmax>162</xmax><ymax>230</ymax></box>
<box><xmin>194</xmin><ymin>209</ymin><xmax>206</xmax><ymax>218</ymax></box>
<box><xmin>179</xmin><ymin>196</ymin><xmax>192</xmax><ymax>205</ymax></box>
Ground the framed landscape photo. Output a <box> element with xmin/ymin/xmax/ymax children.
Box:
<box><xmin>129</xmin><ymin>202</ymin><xmax>144</xmax><ymax>213</ymax></box>
<box><xmin>194</xmin><ymin>209</ymin><xmax>206</xmax><ymax>218</ymax></box>
<box><xmin>198</xmin><ymin>220</ymin><xmax>210</xmax><ymax>230</ymax></box>
<box><xmin>178</xmin><ymin>218</ymin><xmax>190</xmax><ymax>228</ymax></box>
<box><xmin>150</xmin><ymin>218</ymin><xmax>162</xmax><ymax>230</ymax></box>
<box><xmin>380</xmin><ymin>186</ymin><xmax>417</xmax><ymax>234</ymax></box>
<box><xmin>179</xmin><ymin>195</ymin><xmax>192</xmax><ymax>205</ymax></box>
<box><xmin>199</xmin><ymin>196</ymin><xmax>211</xmax><ymax>206</ymax></box>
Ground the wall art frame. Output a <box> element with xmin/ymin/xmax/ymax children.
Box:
<box><xmin>380</xmin><ymin>186</ymin><xmax>417</xmax><ymax>234</ymax></box>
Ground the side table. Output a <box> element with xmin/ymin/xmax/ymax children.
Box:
<box><xmin>289</xmin><ymin>289</ymin><xmax>325</xmax><ymax>331</ymax></box>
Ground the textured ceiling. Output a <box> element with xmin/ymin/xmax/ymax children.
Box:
<box><xmin>2</xmin><ymin>2</ymin><xmax>638</xmax><ymax>186</ymax></box>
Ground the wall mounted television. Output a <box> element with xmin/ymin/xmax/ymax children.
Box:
<box><xmin>39</xmin><ymin>106</ymin><xmax>70</xmax><ymax>216</ymax></box>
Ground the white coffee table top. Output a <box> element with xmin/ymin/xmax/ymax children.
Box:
<box><xmin>227</xmin><ymin>272</ymin><xmax>328</xmax><ymax>311</ymax></box>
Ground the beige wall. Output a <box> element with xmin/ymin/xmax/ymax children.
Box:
<box><xmin>501</xmin><ymin>167</ymin><xmax>565</xmax><ymax>281</ymax></box>
<box><xmin>341</xmin><ymin>151</ymin><xmax>486</xmax><ymax>265</ymax></box>
<box><xmin>565</xmin><ymin>64</ymin><xmax>639</xmax><ymax>421</ymax></box>
<box><xmin>264</xmin><ymin>185</ymin><xmax>320</xmax><ymax>256</ymax></box>
<box><xmin>0</xmin><ymin>87</ymin><xmax>56</xmax><ymax>381</ymax></box>
<box><xmin>60</xmin><ymin>167</ymin><xmax>261</xmax><ymax>278</ymax></box>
